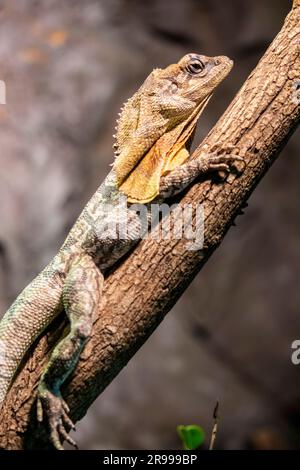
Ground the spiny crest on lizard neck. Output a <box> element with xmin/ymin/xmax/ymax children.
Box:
<box><xmin>112</xmin><ymin>68</ymin><xmax>162</xmax><ymax>158</ymax></box>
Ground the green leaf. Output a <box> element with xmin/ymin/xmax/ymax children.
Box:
<box><xmin>177</xmin><ymin>424</ymin><xmax>205</xmax><ymax>450</ymax></box>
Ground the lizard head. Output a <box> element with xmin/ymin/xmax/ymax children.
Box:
<box><xmin>113</xmin><ymin>54</ymin><xmax>233</xmax><ymax>203</ymax></box>
<box><xmin>159</xmin><ymin>53</ymin><xmax>233</xmax><ymax>106</ymax></box>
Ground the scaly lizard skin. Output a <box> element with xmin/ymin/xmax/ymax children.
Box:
<box><xmin>0</xmin><ymin>53</ymin><xmax>243</xmax><ymax>449</ymax></box>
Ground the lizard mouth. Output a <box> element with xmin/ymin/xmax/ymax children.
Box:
<box><xmin>119</xmin><ymin>94</ymin><xmax>212</xmax><ymax>204</ymax></box>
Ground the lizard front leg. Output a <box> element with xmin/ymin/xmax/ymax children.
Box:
<box><xmin>37</xmin><ymin>252</ymin><xmax>103</xmax><ymax>450</ymax></box>
<box><xmin>159</xmin><ymin>149</ymin><xmax>244</xmax><ymax>199</ymax></box>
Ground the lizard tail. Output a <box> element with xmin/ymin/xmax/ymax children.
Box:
<box><xmin>0</xmin><ymin>268</ymin><xmax>63</xmax><ymax>406</ymax></box>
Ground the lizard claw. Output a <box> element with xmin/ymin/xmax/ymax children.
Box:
<box><xmin>37</xmin><ymin>386</ymin><xmax>77</xmax><ymax>450</ymax></box>
<box><xmin>198</xmin><ymin>150</ymin><xmax>245</xmax><ymax>178</ymax></box>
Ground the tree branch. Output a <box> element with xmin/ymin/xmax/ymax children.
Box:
<box><xmin>0</xmin><ymin>1</ymin><xmax>299</xmax><ymax>450</ymax></box>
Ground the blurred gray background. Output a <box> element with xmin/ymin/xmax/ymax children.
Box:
<box><xmin>0</xmin><ymin>0</ymin><xmax>299</xmax><ymax>450</ymax></box>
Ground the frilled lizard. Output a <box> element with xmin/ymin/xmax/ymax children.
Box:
<box><xmin>0</xmin><ymin>53</ymin><xmax>243</xmax><ymax>449</ymax></box>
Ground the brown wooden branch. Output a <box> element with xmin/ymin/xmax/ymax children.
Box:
<box><xmin>0</xmin><ymin>1</ymin><xmax>299</xmax><ymax>450</ymax></box>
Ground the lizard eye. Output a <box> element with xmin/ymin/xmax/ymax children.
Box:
<box><xmin>186</xmin><ymin>60</ymin><xmax>205</xmax><ymax>75</ymax></box>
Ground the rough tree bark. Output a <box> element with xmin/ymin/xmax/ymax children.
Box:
<box><xmin>0</xmin><ymin>0</ymin><xmax>299</xmax><ymax>450</ymax></box>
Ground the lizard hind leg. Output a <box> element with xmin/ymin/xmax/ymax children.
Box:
<box><xmin>36</xmin><ymin>253</ymin><xmax>103</xmax><ymax>450</ymax></box>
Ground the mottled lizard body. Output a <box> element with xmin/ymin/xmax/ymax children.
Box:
<box><xmin>0</xmin><ymin>54</ymin><xmax>242</xmax><ymax>449</ymax></box>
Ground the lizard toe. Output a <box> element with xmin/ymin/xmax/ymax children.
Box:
<box><xmin>36</xmin><ymin>397</ymin><xmax>44</xmax><ymax>423</ymax></box>
<box><xmin>62</xmin><ymin>408</ymin><xmax>76</xmax><ymax>431</ymax></box>
<box><xmin>58</xmin><ymin>423</ymin><xmax>78</xmax><ymax>449</ymax></box>
<box><xmin>50</xmin><ymin>425</ymin><xmax>64</xmax><ymax>451</ymax></box>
